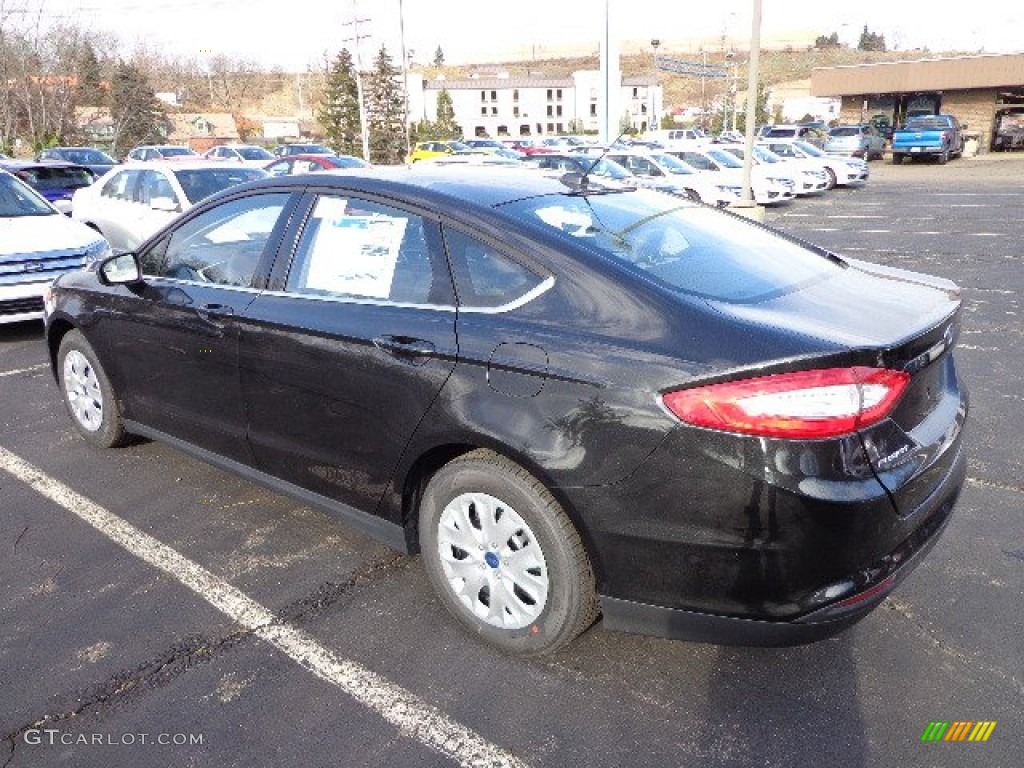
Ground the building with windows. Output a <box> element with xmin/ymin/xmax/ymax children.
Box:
<box><xmin>405</xmin><ymin>71</ymin><xmax>662</xmax><ymax>138</ymax></box>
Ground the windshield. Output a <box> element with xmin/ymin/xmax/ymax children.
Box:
<box><xmin>649</xmin><ymin>153</ymin><xmax>697</xmax><ymax>175</ymax></box>
<box><xmin>172</xmin><ymin>167</ymin><xmax>267</xmax><ymax>204</ymax></box>
<box><xmin>828</xmin><ymin>127</ymin><xmax>861</xmax><ymax>138</ymax></box>
<box><xmin>705</xmin><ymin>149</ymin><xmax>743</xmax><ymax>169</ymax></box>
<box><xmin>498</xmin><ymin>189</ymin><xmax>838</xmax><ymax>303</ymax></box>
<box><xmin>793</xmin><ymin>140</ymin><xmax>824</xmax><ymax>157</ymax></box>
<box><xmin>160</xmin><ymin>146</ymin><xmax>198</xmax><ymax>157</ymax></box>
<box><xmin>448</xmin><ymin>142</ymin><xmax>472</xmax><ymax>152</ymax></box>
<box><xmin>326</xmin><ymin>155</ymin><xmax>369</xmax><ymax>168</ymax></box>
<box><xmin>588</xmin><ymin>158</ymin><xmax>633</xmax><ymax>180</ymax></box>
<box><xmin>238</xmin><ymin>146</ymin><xmax>273</xmax><ymax>160</ymax></box>
<box><xmin>0</xmin><ymin>172</ymin><xmax>55</xmax><ymax>216</ymax></box>
<box><xmin>62</xmin><ymin>149</ymin><xmax>116</xmax><ymax>164</ymax></box>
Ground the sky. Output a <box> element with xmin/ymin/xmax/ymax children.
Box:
<box><xmin>16</xmin><ymin>0</ymin><xmax>1024</xmax><ymax>71</ymax></box>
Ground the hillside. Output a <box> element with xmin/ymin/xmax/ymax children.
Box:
<box><xmin>250</xmin><ymin>46</ymin><xmax>967</xmax><ymax>121</ymax></box>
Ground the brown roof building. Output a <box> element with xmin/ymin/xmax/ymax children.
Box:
<box><xmin>810</xmin><ymin>53</ymin><xmax>1024</xmax><ymax>152</ymax></box>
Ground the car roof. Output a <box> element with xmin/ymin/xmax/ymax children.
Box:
<box><xmin>0</xmin><ymin>159</ymin><xmax>89</xmax><ymax>170</ymax></box>
<box><xmin>119</xmin><ymin>160</ymin><xmax>268</xmax><ymax>172</ymax></box>
<box><xmin>222</xmin><ymin>165</ymin><xmax>577</xmax><ymax>209</ymax></box>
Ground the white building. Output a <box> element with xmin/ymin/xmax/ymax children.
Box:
<box><xmin>405</xmin><ymin>70</ymin><xmax>662</xmax><ymax>138</ymax></box>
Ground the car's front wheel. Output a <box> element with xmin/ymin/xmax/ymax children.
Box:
<box><xmin>419</xmin><ymin>449</ymin><xmax>599</xmax><ymax>655</ymax></box>
<box><xmin>57</xmin><ymin>330</ymin><xmax>129</xmax><ymax>448</ymax></box>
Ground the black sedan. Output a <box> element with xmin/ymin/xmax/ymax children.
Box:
<box><xmin>42</xmin><ymin>167</ymin><xmax>968</xmax><ymax>655</ymax></box>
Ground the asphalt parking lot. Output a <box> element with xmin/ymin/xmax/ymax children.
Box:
<box><xmin>2</xmin><ymin>154</ymin><xmax>1022</xmax><ymax>768</ymax></box>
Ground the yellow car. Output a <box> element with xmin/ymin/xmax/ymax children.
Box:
<box><xmin>407</xmin><ymin>140</ymin><xmax>471</xmax><ymax>163</ymax></box>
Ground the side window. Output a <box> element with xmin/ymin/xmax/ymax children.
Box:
<box><xmin>101</xmin><ymin>170</ymin><xmax>141</xmax><ymax>201</ymax></box>
<box><xmin>136</xmin><ymin>170</ymin><xmax>176</xmax><ymax>205</ymax></box>
<box><xmin>285</xmin><ymin>195</ymin><xmax>448</xmax><ymax>305</ymax></box>
<box><xmin>442</xmin><ymin>227</ymin><xmax>545</xmax><ymax>309</ymax></box>
<box><xmin>139</xmin><ymin>193</ymin><xmax>289</xmax><ymax>286</ymax></box>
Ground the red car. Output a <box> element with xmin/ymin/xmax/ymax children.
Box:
<box><xmin>264</xmin><ymin>153</ymin><xmax>370</xmax><ymax>176</ymax></box>
<box><xmin>500</xmin><ymin>138</ymin><xmax>555</xmax><ymax>156</ymax></box>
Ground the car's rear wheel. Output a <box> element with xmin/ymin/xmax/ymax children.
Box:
<box><xmin>891</xmin><ymin>153</ymin><xmax>904</xmax><ymax>165</ymax></box>
<box><xmin>57</xmin><ymin>330</ymin><xmax>129</xmax><ymax>448</ymax></box>
<box><xmin>938</xmin><ymin>148</ymin><xmax>949</xmax><ymax>165</ymax></box>
<box><xmin>419</xmin><ymin>449</ymin><xmax>599</xmax><ymax>655</ymax></box>
<box><xmin>823</xmin><ymin>167</ymin><xmax>837</xmax><ymax>189</ymax></box>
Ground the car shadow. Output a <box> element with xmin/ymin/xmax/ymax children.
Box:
<box><xmin>698</xmin><ymin>637</ymin><xmax>868</xmax><ymax>766</ymax></box>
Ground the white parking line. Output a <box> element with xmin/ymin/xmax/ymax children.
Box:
<box><xmin>0</xmin><ymin>363</ymin><xmax>48</xmax><ymax>378</ymax></box>
<box><xmin>0</xmin><ymin>446</ymin><xmax>528</xmax><ymax>768</ymax></box>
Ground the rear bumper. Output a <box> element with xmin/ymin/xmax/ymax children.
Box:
<box><xmin>599</xmin><ymin>444</ymin><xmax>965</xmax><ymax>646</ymax></box>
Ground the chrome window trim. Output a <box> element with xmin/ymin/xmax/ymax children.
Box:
<box><xmin>256</xmin><ymin>274</ymin><xmax>555</xmax><ymax>315</ymax></box>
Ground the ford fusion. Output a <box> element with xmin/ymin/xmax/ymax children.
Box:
<box><xmin>43</xmin><ymin>167</ymin><xmax>967</xmax><ymax>654</ymax></box>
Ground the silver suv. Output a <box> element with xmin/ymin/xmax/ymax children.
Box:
<box><xmin>824</xmin><ymin>124</ymin><xmax>886</xmax><ymax>160</ymax></box>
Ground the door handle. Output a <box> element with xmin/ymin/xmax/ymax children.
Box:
<box><xmin>196</xmin><ymin>303</ymin><xmax>235</xmax><ymax>321</ymax></box>
<box><xmin>373</xmin><ymin>335</ymin><xmax>436</xmax><ymax>359</ymax></box>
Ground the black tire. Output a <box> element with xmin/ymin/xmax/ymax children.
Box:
<box><xmin>938</xmin><ymin>148</ymin><xmax>949</xmax><ymax>165</ymax></box>
<box><xmin>419</xmin><ymin>449</ymin><xmax>599</xmax><ymax>655</ymax></box>
<box><xmin>57</xmin><ymin>330</ymin><xmax>129</xmax><ymax>448</ymax></box>
<box><xmin>891</xmin><ymin>153</ymin><xmax>903</xmax><ymax>165</ymax></box>
<box><xmin>824</xmin><ymin>167</ymin><xmax>837</xmax><ymax>189</ymax></box>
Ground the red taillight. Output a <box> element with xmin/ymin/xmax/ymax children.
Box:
<box><xmin>660</xmin><ymin>367</ymin><xmax>911</xmax><ymax>439</ymax></box>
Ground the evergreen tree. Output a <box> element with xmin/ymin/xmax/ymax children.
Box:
<box><xmin>109</xmin><ymin>61</ymin><xmax>167</xmax><ymax>156</ymax></box>
<box><xmin>364</xmin><ymin>45</ymin><xmax>406</xmax><ymax>164</ymax></box>
<box><xmin>77</xmin><ymin>42</ymin><xmax>106</xmax><ymax>107</ymax></box>
<box><xmin>317</xmin><ymin>49</ymin><xmax>362</xmax><ymax>156</ymax></box>
<box><xmin>435</xmin><ymin>88</ymin><xmax>458</xmax><ymax>138</ymax></box>
<box><xmin>433</xmin><ymin>46</ymin><xmax>445</xmax><ymax>68</ymax></box>
<box><xmin>857</xmin><ymin>26</ymin><xmax>887</xmax><ymax>52</ymax></box>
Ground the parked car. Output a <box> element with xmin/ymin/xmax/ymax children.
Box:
<box><xmin>991</xmin><ymin>109</ymin><xmax>1024</xmax><ymax>151</ymax></box>
<box><xmin>0</xmin><ymin>169</ymin><xmax>109</xmax><ymax>324</ymax></box>
<box><xmin>500</xmin><ymin>138</ymin><xmax>555</xmax><ymax>156</ymax></box>
<box><xmin>890</xmin><ymin>114</ymin><xmax>965</xmax><ymax>165</ymax></box>
<box><xmin>202</xmin><ymin>144</ymin><xmax>276</xmax><ymax>167</ymax></box>
<box><xmin>264</xmin><ymin>154</ymin><xmax>370</xmax><ymax>176</ymax></box>
<box><xmin>604</xmin><ymin>149</ymin><xmax>741</xmax><ymax>206</ymax></box>
<box><xmin>762</xmin><ymin>124</ymin><xmax>828</xmax><ymax>148</ymax></box>
<box><xmin>667</xmin><ymin>148</ymin><xmax>796</xmax><ymax>205</ymax></box>
<box><xmin>758</xmin><ymin>139</ymin><xmax>869</xmax><ymax>189</ymax></box>
<box><xmin>125</xmin><ymin>145</ymin><xmax>200</xmax><ymax>162</ymax></box>
<box><xmin>272</xmin><ymin>143</ymin><xmax>333</xmax><ymax>157</ymax></box>
<box><xmin>823</xmin><ymin>124</ymin><xmax>887</xmax><ymax>160</ymax></box>
<box><xmin>44</xmin><ymin>166</ymin><xmax>969</xmax><ymax>654</ymax></box>
<box><xmin>0</xmin><ymin>160</ymin><xmax>96</xmax><ymax>214</ymax></box>
<box><xmin>36</xmin><ymin>147</ymin><xmax>119</xmax><ymax>177</ymax></box>
<box><xmin>72</xmin><ymin>161</ymin><xmax>268</xmax><ymax>253</ymax></box>
<box><xmin>407</xmin><ymin>140</ymin><xmax>473</xmax><ymax>163</ymax></box>
<box><xmin>523</xmin><ymin>152</ymin><xmax>640</xmax><ymax>188</ymax></box>
<box><xmin>718</xmin><ymin>145</ymin><xmax>829</xmax><ymax>195</ymax></box>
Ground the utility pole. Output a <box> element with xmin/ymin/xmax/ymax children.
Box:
<box><xmin>341</xmin><ymin>0</ymin><xmax>371</xmax><ymax>162</ymax></box>
<box><xmin>398</xmin><ymin>0</ymin><xmax>411</xmax><ymax>159</ymax></box>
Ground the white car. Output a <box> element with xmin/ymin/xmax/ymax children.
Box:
<box><xmin>718</xmin><ymin>145</ymin><xmax>829</xmax><ymax>196</ymax></box>
<box><xmin>604</xmin><ymin>150</ymin><xmax>741</xmax><ymax>207</ymax></box>
<box><xmin>669</xmin><ymin>148</ymin><xmax>796</xmax><ymax>206</ymax></box>
<box><xmin>202</xmin><ymin>144</ymin><xmax>276</xmax><ymax>167</ymax></box>
<box><xmin>758</xmin><ymin>139</ymin><xmax>868</xmax><ymax>189</ymax></box>
<box><xmin>0</xmin><ymin>169</ymin><xmax>109</xmax><ymax>324</ymax></box>
<box><xmin>72</xmin><ymin>162</ymin><xmax>268</xmax><ymax>253</ymax></box>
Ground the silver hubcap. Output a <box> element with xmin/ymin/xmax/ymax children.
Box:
<box><xmin>437</xmin><ymin>492</ymin><xmax>549</xmax><ymax>629</ymax></box>
<box><xmin>63</xmin><ymin>350</ymin><xmax>104</xmax><ymax>432</ymax></box>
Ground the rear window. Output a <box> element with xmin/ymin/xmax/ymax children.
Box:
<box><xmin>172</xmin><ymin>168</ymin><xmax>267</xmax><ymax>204</ymax></box>
<box><xmin>498</xmin><ymin>189</ymin><xmax>839</xmax><ymax>303</ymax></box>
<box><xmin>828</xmin><ymin>127</ymin><xmax>861</xmax><ymax>137</ymax></box>
<box><xmin>904</xmin><ymin>117</ymin><xmax>949</xmax><ymax>131</ymax></box>
<box><xmin>15</xmin><ymin>166</ymin><xmax>94</xmax><ymax>190</ymax></box>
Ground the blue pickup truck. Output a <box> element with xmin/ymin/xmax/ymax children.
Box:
<box><xmin>891</xmin><ymin>114</ymin><xmax>965</xmax><ymax>164</ymax></box>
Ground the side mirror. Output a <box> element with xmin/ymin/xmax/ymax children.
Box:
<box><xmin>98</xmin><ymin>252</ymin><xmax>142</xmax><ymax>286</ymax></box>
